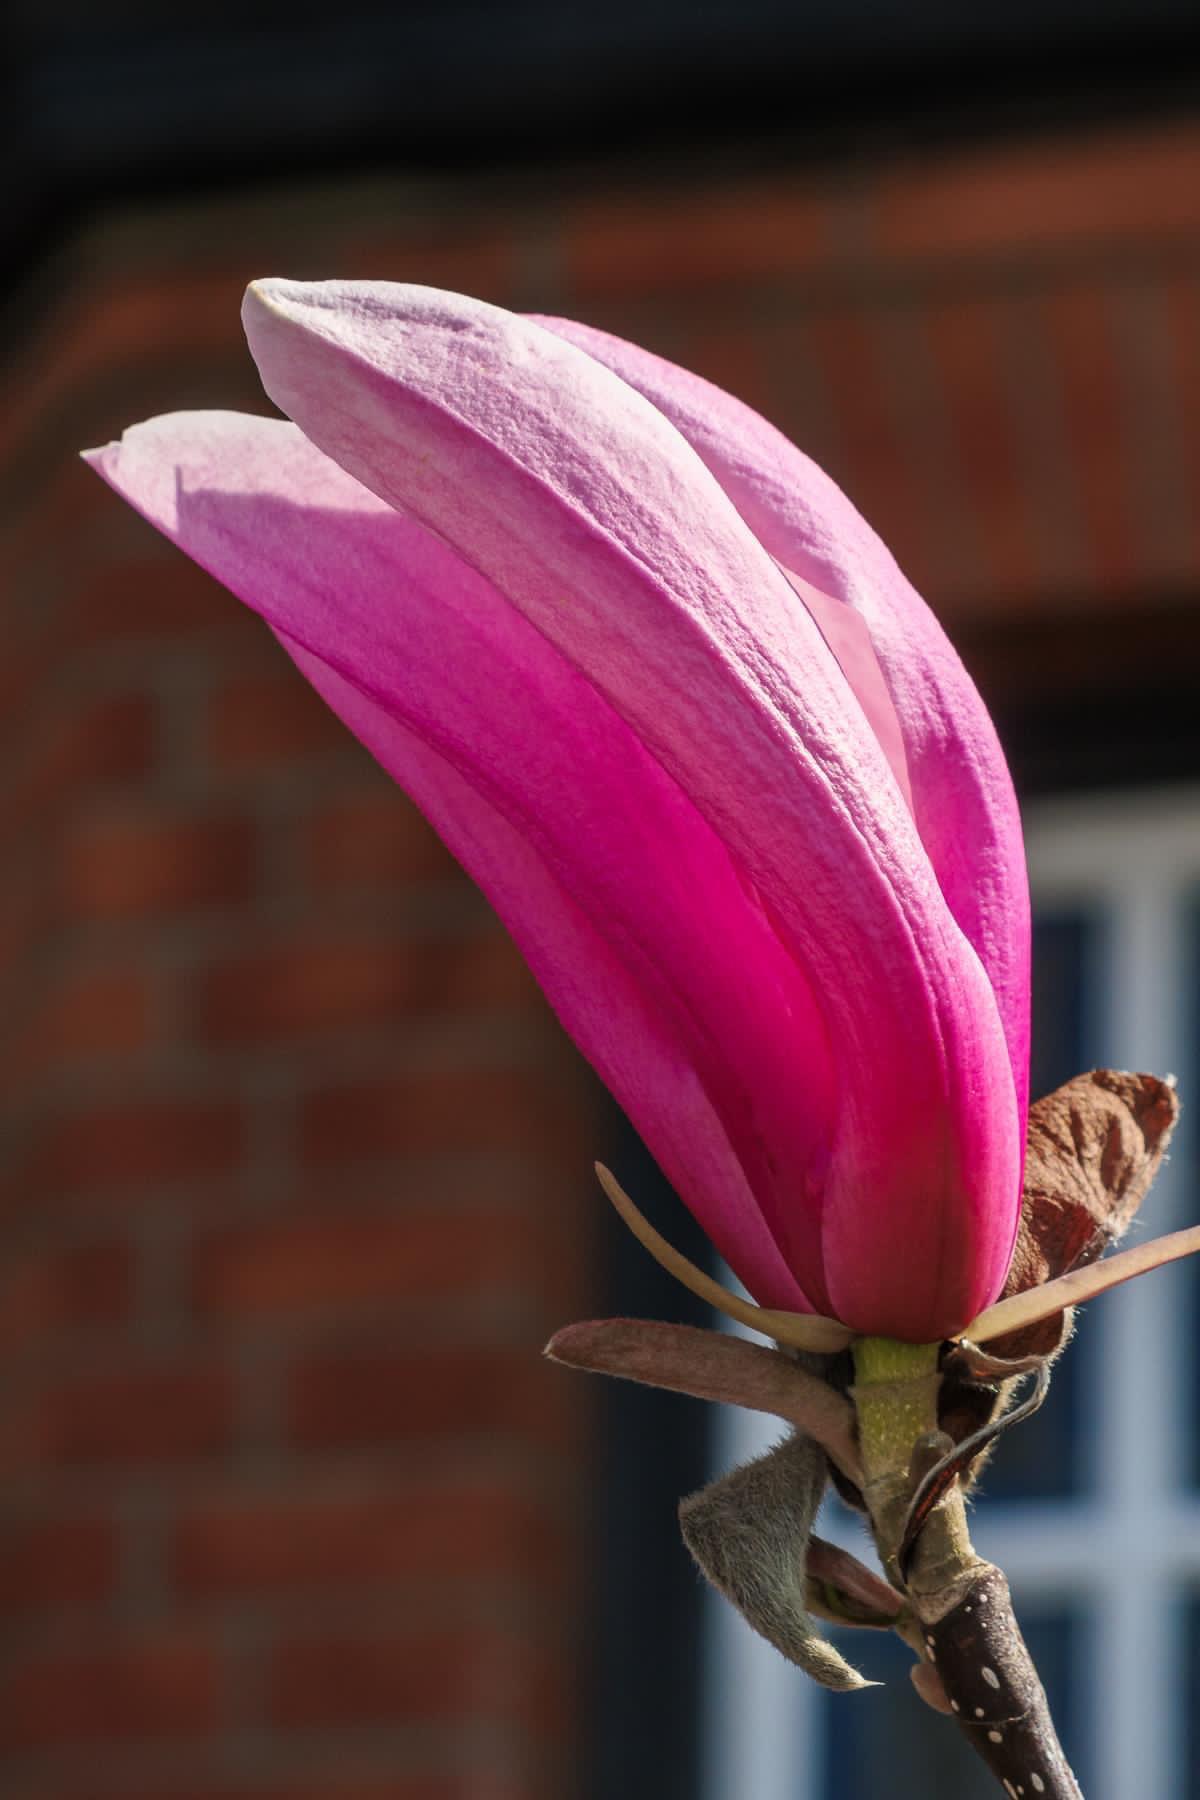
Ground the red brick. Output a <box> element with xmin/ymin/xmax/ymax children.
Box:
<box><xmin>1163</xmin><ymin>271</ymin><xmax>1200</xmax><ymax>574</ymax></box>
<box><xmin>1042</xmin><ymin>283</ymin><xmax>1139</xmax><ymax>593</ymax></box>
<box><xmin>0</xmin><ymin>1513</ymin><xmax>117</xmax><ymax>1613</ymax></box>
<box><xmin>923</xmin><ymin>295</ymin><xmax>1039</xmax><ymax>602</ymax></box>
<box><xmin>0</xmin><ymin>869</ymin><xmax>38</xmax><ymax>970</ymax></box>
<box><xmin>0</xmin><ymin>633</ymin><xmax>55</xmax><ymax>735</ymax></box>
<box><xmin>3</xmin><ymin>965</ymin><xmax>152</xmax><ymax>1083</ymax></box>
<box><xmin>340</xmin><ymin>228</ymin><xmax>516</xmax><ymax>303</ymax></box>
<box><xmin>874</xmin><ymin>120</ymin><xmax>1200</xmax><ymax>265</ymax></box>
<box><xmin>673</xmin><ymin>319</ymin><xmax>778</xmax><ymax>424</ymax></box>
<box><xmin>6</xmin><ymin>454</ymin><xmax>100</xmax><ymax>575</ymax></box>
<box><xmin>207</xmin><ymin>670</ymin><xmax>347</xmax><ymax>767</ymax></box>
<box><xmin>3</xmin><ymin>266</ymin><xmax>245</xmax><ymax>463</ymax></box>
<box><xmin>173</xmin><ymin>1479</ymin><xmax>562</xmax><ymax>1597</ymax></box>
<box><xmin>285</xmin><ymin>1344</ymin><xmax>565</xmax><ymax>1453</ymax></box>
<box><xmin>267</xmin><ymin>1626</ymin><xmax>559</xmax><ymax>1734</ymax></box>
<box><xmin>192</xmin><ymin>1206</ymin><xmax>543</xmax><ymax>1320</ymax></box>
<box><xmin>565</xmin><ymin>180</ymin><xmax>832</xmax><ymax>296</ymax></box>
<box><xmin>804</xmin><ymin>307</ymin><xmax>936</xmax><ymax>592</ymax></box>
<box><xmin>0</xmin><ymin>1240</ymin><xmax>134</xmax><ymax>1356</ymax></box>
<box><xmin>0</xmin><ymin>695</ymin><xmax>156</xmax><ymax>840</ymax></box>
<box><xmin>6</xmin><ymin>1360</ymin><xmax>235</xmax><ymax>1468</ymax></box>
<box><xmin>67</xmin><ymin>552</ymin><xmax>246</xmax><ymax>646</ymax></box>
<box><xmin>195</xmin><ymin>930</ymin><xmax>535</xmax><ymax>1043</ymax></box>
<box><xmin>57</xmin><ymin>811</ymin><xmax>256</xmax><ymax>919</ymax></box>
<box><xmin>300</xmin><ymin>1066</ymin><xmax>578</xmax><ymax>1166</ymax></box>
<box><xmin>20</xmin><ymin>1095</ymin><xmax>246</xmax><ymax>1196</ymax></box>
<box><xmin>305</xmin><ymin>792</ymin><xmax>462</xmax><ymax>891</ymax></box>
<box><xmin>0</xmin><ymin>1632</ymin><xmax>219</xmax><ymax>1747</ymax></box>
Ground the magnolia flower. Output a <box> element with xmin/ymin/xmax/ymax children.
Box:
<box><xmin>86</xmin><ymin>281</ymin><xmax>1032</xmax><ymax>1343</ymax></box>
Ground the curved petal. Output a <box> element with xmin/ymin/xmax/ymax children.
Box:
<box><xmin>85</xmin><ymin>410</ymin><xmax>837</xmax><ymax>1313</ymax></box>
<box><xmin>240</xmin><ymin>280</ymin><xmax>1021</xmax><ymax>1336</ymax></box>
<box><xmin>533</xmin><ymin>313</ymin><xmax>1032</xmax><ymax>1127</ymax></box>
<box><xmin>281</xmin><ymin>637</ymin><xmax>811</xmax><ymax>1311</ymax></box>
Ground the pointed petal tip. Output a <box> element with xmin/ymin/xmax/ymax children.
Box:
<box><xmin>80</xmin><ymin>438</ymin><xmax>123</xmax><ymax>483</ymax></box>
<box><xmin>242</xmin><ymin>277</ymin><xmax>307</xmax><ymax>335</ymax></box>
<box><xmin>244</xmin><ymin>276</ymin><xmax>285</xmax><ymax>307</ymax></box>
<box><xmin>80</xmin><ymin>447</ymin><xmax>112</xmax><ymax>488</ymax></box>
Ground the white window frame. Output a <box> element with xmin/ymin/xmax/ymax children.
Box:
<box><xmin>703</xmin><ymin>785</ymin><xmax>1200</xmax><ymax>1800</ymax></box>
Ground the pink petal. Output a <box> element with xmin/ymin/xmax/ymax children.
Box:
<box><xmin>533</xmin><ymin>313</ymin><xmax>1032</xmax><ymax>1127</ymax></box>
<box><xmin>239</xmin><ymin>281</ymin><xmax>1020</xmax><ymax>1336</ymax></box>
<box><xmin>85</xmin><ymin>410</ymin><xmax>836</xmax><ymax>1313</ymax></box>
<box><xmin>281</xmin><ymin>638</ymin><xmax>810</xmax><ymax>1311</ymax></box>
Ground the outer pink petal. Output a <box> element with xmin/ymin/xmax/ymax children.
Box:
<box><xmin>84</xmin><ymin>410</ymin><xmax>833</xmax><ymax>1313</ymax></box>
<box><xmin>533</xmin><ymin>314</ymin><xmax>1031</xmax><ymax>1128</ymax></box>
<box><xmin>240</xmin><ymin>280</ymin><xmax>1020</xmax><ymax>1337</ymax></box>
<box><xmin>282</xmin><ymin>638</ymin><xmax>808</xmax><ymax>1309</ymax></box>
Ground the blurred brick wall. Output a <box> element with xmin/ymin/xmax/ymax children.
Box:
<box><xmin>4</xmin><ymin>111</ymin><xmax>1200</xmax><ymax>1798</ymax></box>
<box><xmin>2</xmin><ymin>261</ymin><xmax>595</xmax><ymax>1797</ymax></box>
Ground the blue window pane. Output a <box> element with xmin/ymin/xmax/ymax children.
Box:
<box><xmin>1189</xmin><ymin>1265</ymin><xmax>1200</xmax><ymax>1490</ymax></box>
<box><xmin>976</xmin><ymin>908</ymin><xmax>1097</xmax><ymax>1502</ymax></box>
<box><xmin>822</xmin><ymin>1607</ymin><xmax>1087</xmax><ymax>1799</ymax></box>
<box><xmin>970</xmin><ymin>1341</ymin><xmax>1082</xmax><ymax>1501</ymax></box>
<box><xmin>1030</xmin><ymin>909</ymin><xmax>1096</xmax><ymax>1102</ymax></box>
<box><xmin>1184</xmin><ymin>1594</ymin><xmax>1200</xmax><ymax>1789</ymax></box>
<box><xmin>596</xmin><ymin>1107</ymin><xmax>714</xmax><ymax>1800</ymax></box>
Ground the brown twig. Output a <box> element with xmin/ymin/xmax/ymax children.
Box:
<box><xmin>917</xmin><ymin>1564</ymin><xmax>1083</xmax><ymax>1799</ymax></box>
<box><xmin>854</xmin><ymin>1339</ymin><xmax>1085</xmax><ymax>1799</ymax></box>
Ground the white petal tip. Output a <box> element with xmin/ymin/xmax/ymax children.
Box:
<box><xmin>80</xmin><ymin>440</ymin><xmax>123</xmax><ymax>481</ymax></box>
<box><xmin>242</xmin><ymin>278</ymin><xmax>299</xmax><ymax>324</ymax></box>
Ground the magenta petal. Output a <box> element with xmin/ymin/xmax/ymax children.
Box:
<box><xmin>239</xmin><ymin>280</ymin><xmax>1021</xmax><ymax>1335</ymax></box>
<box><xmin>280</xmin><ymin>638</ymin><xmax>811</xmax><ymax>1311</ymax></box>
<box><xmin>84</xmin><ymin>410</ymin><xmax>835</xmax><ymax>1313</ymax></box>
<box><xmin>534</xmin><ymin>313</ymin><xmax>1032</xmax><ymax>1128</ymax></box>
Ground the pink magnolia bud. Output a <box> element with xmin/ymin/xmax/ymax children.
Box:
<box><xmin>86</xmin><ymin>282</ymin><xmax>1029</xmax><ymax>1341</ymax></box>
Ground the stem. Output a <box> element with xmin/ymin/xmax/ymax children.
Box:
<box><xmin>923</xmin><ymin>1564</ymin><xmax>1083</xmax><ymax>1799</ymax></box>
<box><xmin>852</xmin><ymin>1337</ymin><xmax>942</xmax><ymax>1481</ymax></box>
<box><xmin>851</xmin><ymin>1337</ymin><xmax>942</xmax><ymax>1583</ymax></box>
<box><xmin>851</xmin><ymin>1338</ymin><xmax>1085</xmax><ymax>1800</ymax></box>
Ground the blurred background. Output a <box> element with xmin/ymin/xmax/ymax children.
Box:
<box><xmin>5</xmin><ymin>3</ymin><xmax>1200</xmax><ymax>1797</ymax></box>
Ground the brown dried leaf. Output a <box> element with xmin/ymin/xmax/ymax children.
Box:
<box><xmin>939</xmin><ymin>1069</ymin><xmax>1178</xmax><ymax>1456</ymax></box>
<box><xmin>1011</xmin><ymin>1068</ymin><xmax>1177</xmax><ymax>1281</ymax></box>
<box><xmin>991</xmin><ymin>1068</ymin><xmax>1177</xmax><ymax>1359</ymax></box>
